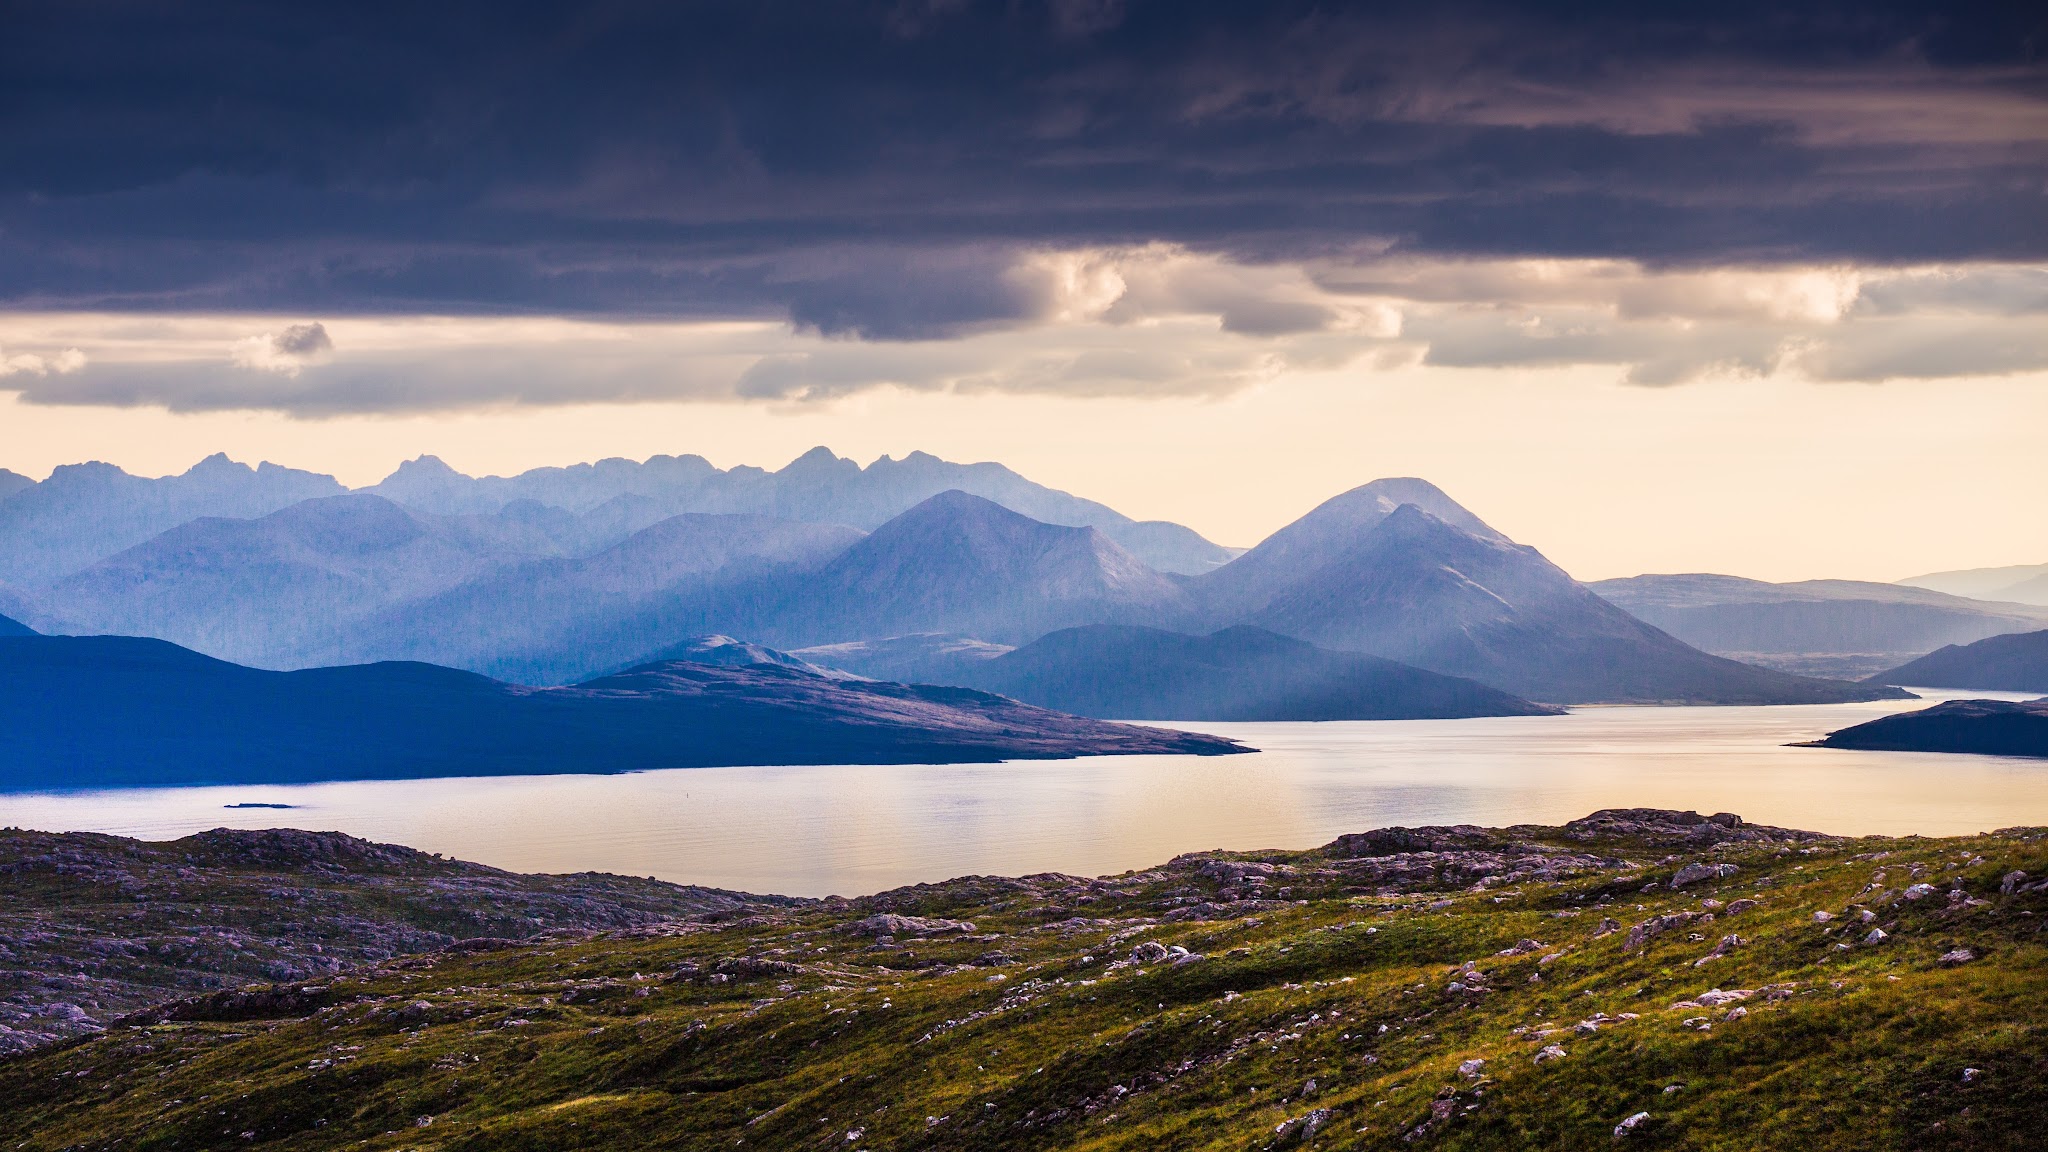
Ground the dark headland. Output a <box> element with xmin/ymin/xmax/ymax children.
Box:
<box><xmin>1806</xmin><ymin>696</ymin><xmax>2048</xmax><ymax>759</ymax></box>
<box><xmin>0</xmin><ymin>634</ymin><xmax>1245</xmax><ymax>792</ymax></box>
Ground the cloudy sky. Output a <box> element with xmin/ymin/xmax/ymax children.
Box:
<box><xmin>2</xmin><ymin>0</ymin><xmax>2044</xmax><ymax>579</ymax></box>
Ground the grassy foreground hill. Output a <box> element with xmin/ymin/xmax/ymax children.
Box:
<box><xmin>4</xmin><ymin>810</ymin><xmax>2047</xmax><ymax>1150</ymax></box>
<box><xmin>0</xmin><ymin>827</ymin><xmax>796</xmax><ymax>1055</ymax></box>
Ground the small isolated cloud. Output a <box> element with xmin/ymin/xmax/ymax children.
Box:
<box><xmin>0</xmin><ymin>345</ymin><xmax>86</xmax><ymax>377</ymax></box>
<box><xmin>230</xmin><ymin>322</ymin><xmax>333</xmax><ymax>376</ymax></box>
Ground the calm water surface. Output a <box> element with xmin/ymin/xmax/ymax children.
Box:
<box><xmin>3</xmin><ymin>688</ymin><xmax>2043</xmax><ymax>897</ymax></box>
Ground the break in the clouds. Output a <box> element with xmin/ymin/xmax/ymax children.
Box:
<box><xmin>0</xmin><ymin>1</ymin><xmax>2044</xmax><ymax>410</ymax></box>
<box><xmin>2</xmin><ymin>256</ymin><xmax>2045</xmax><ymax>414</ymax></box>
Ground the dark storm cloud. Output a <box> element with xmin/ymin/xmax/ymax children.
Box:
<box><xmin>1</xmin><ymin>0</ymin><xmax>2043</xmax><ymax>332</ymax></box>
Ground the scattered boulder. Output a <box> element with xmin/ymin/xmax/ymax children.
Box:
<box><xmin>1671</xmin><ymin>862</ymin><xmax>1740</xmax><ymax>888</ymax></box>
<box><xmin>1938</xmin><ymin>948</ymin><xmax>1976</xmax><ymax>966</ymax></box>
<box><xmin>1272</xmin><ymin>1107</ymin><xmax>1332</xmax><ymax>1144</ymax></box>
<box><xmin>1903</xmin><ymin>883</ymin><xmax>1938</xmax><ymax>901</ymax></box>
<box><xmin>1812</xmin><ymin>911</ymin><xmax>1834</xmax><ymax>923</ymax></box>
<box><xmin>1130</xmin><ymin>941</ymin><xmax>1171</xmax><ymax>964</ymax></box>
<box><xmin>1534</xmin><ymin>1044</ymin><xmax>1568</xmax><ymax>1064</ymax></box>
<box><xmin>2002</xmin><ymin>871</ymin><xmax>2027</xmax><ymax>895</ymax></box>
<box><xmin>1694</xmin><ymin>989</ymin><xmax>1753</xmax><ymax>1007</ymax></box>
<box><xmin>1864</xmin><ymin>928</ymin><xmax>1889</xmax><ymax>945</ymax></box>
<box><xmin>844</xmin><ymin>914</ymin><xmax>975</xmax><ymax>938</ymax></box>
<box><xmin>1614</xmin><ymin>1111</ymin><xmax>1652</xmax><ymax>1137</ymax></box>
<box><xmin>1459</xmin><ymin>1058</ymin><xmax>1486</xmax><ymax>1078</ymax></box>
<box><xmin>1692</xmin><ymin>934</ymin><xmax>1746</xmax><ymax>967</ymax></box>
<box><xmin>1625</xmin><ymin>912</ymin><xmax>1697</xmax><ymax>951</ymax></box>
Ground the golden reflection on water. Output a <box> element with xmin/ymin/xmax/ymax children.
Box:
<box><xmin>2</xmin><ymin>689</ymin><xmax>2042</xmax><ymax>897</ymax></box>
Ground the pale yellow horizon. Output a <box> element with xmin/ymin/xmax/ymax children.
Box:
<box><xmin>4</xmin><ymin>359</ymin><xmax>2043</xmax><ymax>586</ymax></box>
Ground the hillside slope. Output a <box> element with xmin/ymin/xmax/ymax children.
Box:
<box><xmin>40</xmin><ymin>494</ymin><xmax>586</xmax><ymax>667</ymax></box>
<box><xmin>739</xmin><ymin>491</ymin><xmax>1193</xmax><ymax>648</ymax></box>
<box><xmin>955</xmin><ymin>624</ymin><xmax>1562</xmax><ymax>720</ymax></box>
<box><xmin>0</xmin><ymin>827</ymin><xmax>794</xmax><ymax>1054</ymax></box>
<box><xmin>1869</xmin><ymin>629</ymin><xmax>2048</xmax><ymax>692</ymax></box>
<box><xmin>4</xmin><ymin>810</ymin><xmax>2043</xmax><ymax>1149</ymax></box>
<box><xmin>354</xmin><ymin>514</ymin><xmax>864</xmax><ymax>684</ymax></box>
<box><xmin>0</xmin><ymin>454</ymin><xmax>343</xmax><ymax>586</ymax></box>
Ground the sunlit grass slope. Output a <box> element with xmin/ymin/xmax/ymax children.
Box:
<box><xmin>4</xmin><ymin>811</ymin><xmax>2044</xmax><ymax>1150</ymax></box>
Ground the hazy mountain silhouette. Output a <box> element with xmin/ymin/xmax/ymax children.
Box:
<box><xmin>0</xmin><ymin>454</ymin><xmax>344</xmax><ymax>586</ymax></box>
<box><xmin>1197</xmin><ymin>478</ymin><xmax>1503</xmax><ymax>620</ymax></box>
<box><xmin>357</xmin><ymin>514</ymin><xmax>864</xmax><ymax>684</ymax></box>
<box><xmin>1868</xmin><ymin>629</ymin><xmax>2048</xmax><ymax>693</ymax></box>
<box><xmin>0</xmin><ymin>612</ymin><xmax>33</xmax><ymax>637</ymax></box>
<box><xmin>1898</xmin><ymin>563</ymin><xmax>2048</xmax><ymax>607</ymax></box>
<box><xmin>737</xmin><ymin>491</ymin><xmax>1195</xmax><ymax>649</ymax></box>
<box><xmin>1592</xmin><ymin>573</ymin><xmax>2048</xmax><ymax>679</ymax></box>
<box><xmin>951</xmin><ymin>624</ymin><xmax>1561</xmax><ymax>721</ymax></box>
<box><xmin>0</xmin><ymin>634</ymin><xmax>1244</xmax><ymax>791</ymax></box>
<box><xmin>364</xmin><ymin>447</ymin><xmax>1238</xmax><ymax>574</ymax></box>
<box><xmin>1807</xmin><ymin>697</ymin><xmax>2048</xmax><ymax>759</ymax></box>
<box><xmin>1238</xmin><ymin>505</ymin><xmax>1907</xmax><ymax>705</ymax></box>
<box><xmin>42</xmin><ymin>495</ymin><xmax>557</xmax><ymax>668</ymax></box>
<box><xmin>0</xmin><ymin>469</ymin><xmax>31</xmax><ymax>505</ymax></box>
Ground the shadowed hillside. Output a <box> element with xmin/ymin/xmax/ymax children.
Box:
<box><xmin>1868</xmin><ymin>629</ymin><xmax>2048</xmax><ymax>693</ymax></box>
<box><xmin>951</xmin><ymin>624</ymin><xmax>1562</xmax><ymax>720</ymax></box>
<box><xmin>0</xmin><ymin>634</ymin><xmax>1244</xmax><ymax>791</ymax></box>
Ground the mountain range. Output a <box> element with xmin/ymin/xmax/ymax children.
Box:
<box><xmin>357</xmin><ymin>447</ymin><xmax>1239</xmax><ymax>575</ymax></box>
<box><xmin>0</xmin><ymin>633</ymin><xmax>1242</xmax><ymax>791</ymax></box>
<box><xmin>0</xmin><ymin>452</ymin><xmax>1931</xmax><ymax>707</ymax></box>
<box><xmin>0</xmin><ymin>454</ymin><xmax>345</xmax><ymax>587</ymax></box>
<box><xmin>1591</xmin><ymin>573</ymin><xmax>2048</xmax><ymax>680</ymax></box>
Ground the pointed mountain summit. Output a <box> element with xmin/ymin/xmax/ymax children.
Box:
<box><xmin>1239</xmin><ymin>503</ymin><xmax>1907</xmax><ymax>705</ymax></box>
<box><xmin>1199</xmin><ymin>478</ymin><xmax>1501</xmax><ymax>618</ymax></box>
<box><xmin>753</xmin><ymin>490</ymin><xmax>1190</xmax><ymax>647</ymax></box>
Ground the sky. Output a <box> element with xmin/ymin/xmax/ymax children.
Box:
<box><xmin>2</xmin><ymin>1</ymin><xmax>2045</xmax><ymax>581</ymax></box>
